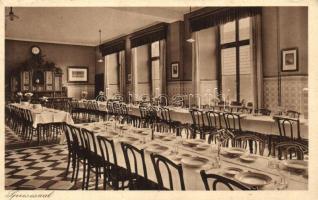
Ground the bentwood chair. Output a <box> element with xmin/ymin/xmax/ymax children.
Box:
<box><xmin>97</xmin><ymin>136</ymin><xmax>130</xmax><ymax>190</ymax></box>
<box><xmin>150</xmin><ymin>153</ymin><xmax>185</xmax><ymax>190</ymax></box>
<box><xmin>269</xmin><ymin>116</ymin><xmax>308</xmax><ymax>158</ymax></box>
<box><xmin>205</xmin><ymin>110</ymin><xmax>222</xmax><ymax>143</ymax></box>
<box><xmin>64</xmin><ymin>124</ymin><xmax>77</xmax><ymax>181</ymax></box>
<box><xmin>120</xmin><ymin>143</ymin><xmax>158</xmax><ymax>190</ymax></box>
<box><xmin>159</xmin><ymin>107</ymin><xmax>182</xmax><ymax>135</ymax></box>
<box><xmin>286</xmin><ymin>110</ymin><xmax>301</xmax><ymax>119</ymax></box>
<box><xmin>223</xmin><ymin>112</ymin><xmax>265</xmax><ymax>152</ymax></box>
<box><xmin>275</xmin><ymin>141</ymin><xmax>308</xmax><ymax>160</ymax></box>
<box><xmin>200</xmin><ymin>170</ymin><xmax>253</xmax><ymax>190</ymax></box>
<box><xmin>189</xmin><ymin>109</ymin><xmax>212</xmax><ymax>139</ymax></box>
<box><xmin>80</xmin><ymin>128</ymin><xmax>104</xmax><ymax>190</ymax></box>
<box><xmin>68</xmin><ymin>125</ymin><xmax>87</xmax><ymax>188</ymax></box>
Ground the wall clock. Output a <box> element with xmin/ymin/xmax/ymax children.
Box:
<box><xmin>31</xmin><ymin>46</ymin><xmax>41</xmax><ymax>56</ymax></box>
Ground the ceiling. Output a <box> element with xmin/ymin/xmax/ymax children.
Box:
<box><xmin>5</xmin><ymin>7</ymin><xmax>194</xmax><ymax>46</ymax></box>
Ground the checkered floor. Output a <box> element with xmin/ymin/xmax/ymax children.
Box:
<box><xmin>5</xmin><ymin>126</ymin><xmax>108</xmax><ymax>190</ymax></box>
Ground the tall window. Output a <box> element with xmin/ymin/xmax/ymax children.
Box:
<box><xmin>219</xmin><ymin>17</ymin><xmax>252</xmax><ymax>103</ymax></box>
<box><xmin>106</xmin><ymin>52</ymin><xmax>120</xmax><ymax>96</ymax></box>
<box><xmin>150</xmin><ymin>41</ymin><xmax>160</xmax><ymax>97</ymax></box>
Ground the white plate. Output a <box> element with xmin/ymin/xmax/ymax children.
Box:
<box><xmin>223</xmin><ymin>167</ymin><xmax>244</xmax><ymax>177</ymax></box>
<box><xmin>224</xmin><ymin>148</ymin><xmax>246</xmax><ymax>157</ymax></box>
<box><xmin>162</xmin><ymin>136</ymin><xmax>175</xmax><ymax>141</ymax></box>
<box><xmin>181</xmin><ymin>156</ymin><xmax>209</xmax><ymax>168</ymax></box>
<box><xmin>182</xmin><ymin>140</ymin><xmax>199</xmax><ymax>147</ymax></box>
<box><xmin>240</xmin><ymin>155</ymin><xmax>258</xmax><ymax>163</ymax></box>
<box><xmin>235</xmin><ymin>172</ymin><xmax>272</xmax><ymax>187</ymax></box>
<box><xmin>195</xmin><ymin>144</ymin><xmax>210</xmax><ymax>151</ymax></box>
<box><xmin>146</xmin><ymin>145</ymin><xmax>169</xmax><ymax>154</ymax></box>
<box><xmin>283</xmin><ymin>160</ymin><xmax>308</xmax><ymax>171</ymax></box>
<box><xmin>171</xmin><ymin>153</ymin><xmax>192</xmax><ymax>161</ymax></box>
<box><xmin>120</xmin><ymin>136</ymin><xmax>139</xmax><ymax>144</ymax></box>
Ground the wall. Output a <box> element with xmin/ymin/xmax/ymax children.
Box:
<box><xmin>262</xmin><ymin>7</ymin><xmax>308</xmax><ymax>116</ymax></box>
<box><xmin>5</xmin><ymin>39</ymin><xmax>96</xmax><ymax>99</ymax></box>
<box><xmin>166</xmin><ymin>21</ymin><xmax>187</xmax><ymax>100</ymax></box>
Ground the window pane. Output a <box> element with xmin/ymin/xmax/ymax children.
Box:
<box><xmin>221</xmin><ymin>48</ymin><xmax>236</xmax><ymax>101</ymax></box>
<box><xmin>221</xmin><ymin>21</ymin><xmax>235</xmax><ymax>44</ymax></box>
<box><xmin>151</xmin><ymin>41</ymin><xmax>160</xmax><ymax>57</ymax></box>
<box><xmin>239</xmin><ymin>17</ymin><xmax>250</xmax><ymax>40</ymax></box>
<box><xmin>239</xmin><ymin>45</ymin><xmax>253</xmax><ymax>102</ymax></box>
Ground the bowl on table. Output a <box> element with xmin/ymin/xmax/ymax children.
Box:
<box><xmin>170</xmin><ymin>153</ymin><xmax>192</xmax><ymax>162</ymax></box>
<box><xmin>223</xmin><ymin>167</ymin><xmax>244</xmax><ymax>177</ymax></box>
<box><xmin>195</xmin><ymin>143</ymin><xmax>210</xmax><ymax>151</ymax></box>
<box><xmin>222</xmin><ymin>148</ymin><xmax>246</xmax><ymax>157</ymax></box>
<box><xmin>161</xmin><ymin>135</ymin><xmax>175</xmax><ymax>142</ymax></box>
<box><xmin>235</xmin><ymin>171</ymin><xmax>272</xmax><ymax>188</ymax></box>
<box><xmin>146</xmin><ymin>144</ymin><xmax>169</xmax><ymax>154</ymax></box>
<box><xmin>239</xmin><ymin>154</ymin><xmax>258</xmax><ymax>163</ymax></box>
<box><xmin>120</xmin><ymin>136</ymin><xmax>139</xmax><ymax>144</ymax></box>
<box><xmin>181</xmin><ymin>156</ymin><xmax>209</xmax><ymax>168</ymax></box>
<box><xmin>182</xmin><ymin>140</ymin><xmax>199</xmax><ymax>147</ymax></box>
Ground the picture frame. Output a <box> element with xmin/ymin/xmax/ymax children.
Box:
<box><xmin>281</xmin><ymin>48</ymin><xmax>298</xmax><ymax>72</ymax></box>
<box><xmin>171</xmin><ymin>62</ymin><xmax>179</xmax><ymax>79</ymax></box>
<box><xmin>67</xmin><ymin>66</ymin><xmax>88</xmax><ymax>82</ymax></box>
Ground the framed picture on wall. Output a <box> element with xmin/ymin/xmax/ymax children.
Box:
<box><xmin>171</xmin><ymin>62</ymin><xmax>179</xmax><ymax>79</ymax></box>
<box><xmin>281</xmin><ymin>48</ymin><xmax>298</xmax><ymax>72</ymax></box>
<box><xmin>67</xmin><ymin>66</ymin><xmax>88</xmax><ymax>82</ymax></box>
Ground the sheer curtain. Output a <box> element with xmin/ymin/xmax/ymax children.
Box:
<box><xmin>119</xmin><ymin>50</ymin><xmax>125</xmax><ymax>98</ymax></box>
<box><xmin>192</xmin><ymin>32</ymin><xmax>200</xmax><ymax>106</ymax></box>
<box><xmin>250</xmin><ymin>14</ymin><xmax>263</xmax><ymax>109</ymax></box>
<box><xmin>159</xmin><ymin>39</ymin><xmax>166</xmax><ymax>95</ymax></box>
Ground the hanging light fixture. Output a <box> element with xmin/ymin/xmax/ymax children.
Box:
<box><xmin>186</xmin><ymin>6</ymin><xmax>195</xmax><ymax>43</ymax></box>
<box><xmin>97</xmin><ymin>29</ymin><xmax>104</xmax><ymax>63</ymax></box>
<box><xmin>6</xmin><ymin>7</ymin><xmax>20</xmax><ymax>21</ymax></box>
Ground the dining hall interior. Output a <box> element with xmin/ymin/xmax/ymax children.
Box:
<box><xmin>4</xmin><ymin>6</ymin><xmax>310</xmax><ymax>191</ymax></box>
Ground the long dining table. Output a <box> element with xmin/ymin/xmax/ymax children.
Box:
<box><xmin>127</xmin><ymin>105</ymin><xmax>308</xmax><ymax>139</ymax></box>
<box><xmin>76</xmin><ymin>101</ymin><xmax>308</xmax><ymax>139</ymax></box>
<box><xmin>10</xmin><ymin>103</ymin><xmax>74</xmax><ymax>128</ymax></box>
<box><xmin>73</xmin><ymin>121</ymin><xmax>308</xmax><ymax>190</ymax></box>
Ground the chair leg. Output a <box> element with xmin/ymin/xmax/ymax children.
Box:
<box><xmin>95</xmin><ymin>167</ymin><xmax>99</xmax><ymax>190</ymax></box>
<box><xmin>74</xmin><ymin>157</ymin><xmax>80</xmax><ymax>185</ymax></box>
<box><xmin>85</xmin><ymin>163</ymin><xmax>91</xmax><ymax>190</ymax></box>
<box><xmin>65</xmin><ymin>151</ymin><xmax>71</xmax><ymax>177</ymax></box>
<box><xmin>82</xmin><ymin>159</ymin><xmax>87</xmax><ymax>190</ymax></box>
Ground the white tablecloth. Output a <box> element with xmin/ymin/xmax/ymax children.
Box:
<box><xmin>11</xmin><ymin>103</ymin><xmax>74</xmax><ymax>128</ymax></box>
<box><xmin>126</xmin><ymin>106</ymin><xmax>308</xmax><ymax>139</ymax></box>
<box><xmin>73</xmin><ymin>122</ymin><xmax>308</xmax><ymax>190</ymax></box>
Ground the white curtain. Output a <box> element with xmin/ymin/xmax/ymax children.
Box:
<box><xmin>159</xmin><ymin>40</ymin><xmax>166</xmax><ymax>95</ymax></box>
<box><xmin>192</xmin><ymin>32</ymin><xmax>200</xmax><ymax>106</ymax></box>
<box><xmin>250</xmin><ymin>14</ymin><xmax>263</xmax><ymax>109</ymax></box>
<box><xmin>131</xmin><ymin>48</ymin><xmax>137</xmax><ymax>101</ymax></box>
<box><xmin>119</xmin><ymin>50</ymin><xmax>125</xmax><ymax>98</ymax></box>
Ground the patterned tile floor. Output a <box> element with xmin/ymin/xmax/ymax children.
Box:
<box><xmin>5</xmin><ymin>126</ymin><xmax>107</xmax><ymax>190</ymax></box>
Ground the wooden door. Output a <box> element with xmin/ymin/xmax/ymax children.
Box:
<box><xmin>95</xmin><ymin>73</ymin><xmax>104</xmax><ymax>97</ymax></box>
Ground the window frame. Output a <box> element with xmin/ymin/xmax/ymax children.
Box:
<box><xmin>218</xmin><ymin>18</ymin><xmax>250</xmax><ymax>103</ymax></box>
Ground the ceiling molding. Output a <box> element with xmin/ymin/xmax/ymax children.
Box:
<box><xmin>5</xmin><ymin>37</ymin><xmax>96</xmax><ymax>47</ymax></box>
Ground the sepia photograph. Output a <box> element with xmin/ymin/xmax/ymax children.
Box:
<box><xmin>1</xmin><ymin>0</ymin><xmax>318</xmax><ymax>200</ymax></box>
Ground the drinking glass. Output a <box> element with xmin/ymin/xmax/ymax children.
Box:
<box><xmin>267</xmin><ymin>156</ymin><xmax>289</xmax><ymax>190</ymax></box>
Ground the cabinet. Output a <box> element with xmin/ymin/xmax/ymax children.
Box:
<box><xmin>9</xmin><ymin>55</ymin><xmax>66</xmax><ymax>99</ymax></box>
